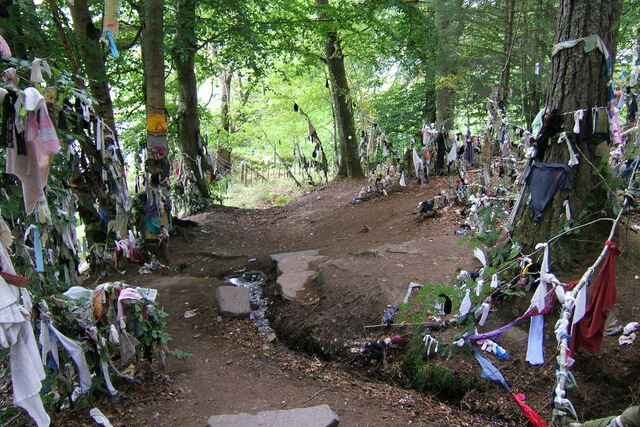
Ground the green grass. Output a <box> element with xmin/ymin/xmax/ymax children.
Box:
<box><xmin>225</xmin><ymin>177</ymin><xmax>307</xmax><ymax>209</ymax></box>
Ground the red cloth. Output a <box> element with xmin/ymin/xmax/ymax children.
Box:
<box><xmin>510</xmin><ymin>392</ymin><xmax>548</xmax><ymax>427</ymax></box>
<box><xmin>572</xmin><ymin>240</ymin><xmax>621</xmax><ymax>354</ymax></box>
<box><xmin>565</xmin><ymin>280</ymin><xmax>579</xmax><ymax>291</ymax></box>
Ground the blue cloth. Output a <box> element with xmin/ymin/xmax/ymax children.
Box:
<box><xmin>33</xmin><ymin>226</ymin><xmax>44</xmax><ymax>272</ymax></box>
<box><xmin>106</xmin><ymin>30</ymin><xmax>120</xmax><ymax>57</ymax></box>
<box><xmin>473</xmin><ymin>349</ymin><xmax>510</xmax><ymax>391</ymax></box>
<box><xmin>526</xmin><ymin>315</ymin><xmax>545</xmax><ymax>365</ymax></box>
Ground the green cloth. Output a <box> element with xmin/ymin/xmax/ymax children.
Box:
<box><xmin>580</xmin><ymin>406</ymin><xmax>640</xmax><ymax>427</ymax></box>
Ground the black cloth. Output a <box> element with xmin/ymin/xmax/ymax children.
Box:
<box><xmin>0</xmin><ymin>89</ymin><xmax>16</xmax><ymax>148</ymax></box>
<box><xmin>526</xmin><ymin>162</ymin><xmax>572</xmax><ymax>222</ymax></box>
<box><xmin>627</xmin><ymin>94</ymin><xmax>638</xmax><ymax>123</ymax></box>
<box><xmin>436</xmin><ymin>132</ymin><xmax>446</xmax><ymax>173</ymax></box>
<box><xmin>534</xmin><ymin>109</ymin><xmax>562</xmax><ymax>161</ymax></box>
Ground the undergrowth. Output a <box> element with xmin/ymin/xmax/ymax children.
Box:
<box><xmin>400</xmin><ymin>329</ymin><xmax>471</xmax><ymax>400</ymax></box>
<box><xmin>225</xmin><ymin>177</ymin><xmax>308</xmax><ymax>208</ymax></box>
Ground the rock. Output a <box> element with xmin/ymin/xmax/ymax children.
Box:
<box><xmin>206</xmin><ymin>404</ymin><xmax>340</xmax><ymax>427</ymax></box>
<box><xmin>277</xmin><ymin>270</ymin><xmax>316</xmax><ymax>301</ymax></box>
<box><xmin>277</xmin><ymin>255</ymin><xmax>327</xmax><ymax>275</ymax></box>
<box><xmin>270</xmin><ymin>249</ymin><xmax>320</xmax><ymax>263</ymax></box>
<box><xmin>216</xmin><ymin>286</ymin><xmax>251</xmax><ymax>318</ymax></box>
<box><xmin>501</xmin><ymin>325</ymin><xmax>529</xmax><ymax>343</ymax></box>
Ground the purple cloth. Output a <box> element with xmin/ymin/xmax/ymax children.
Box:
<box><xmin>466</xmin><ymin>289</ymin><xmax>556</xmax><ymax>341</ymax></box>
<box><xmin>464</xmin><ymin>140</ymin><xmax>474</xmax><ymax>163</ymax></box>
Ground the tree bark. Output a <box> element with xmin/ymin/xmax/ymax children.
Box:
<box><xmin>67</xmin><ymin>0</ymin><xmax>129</xmax><ymax>249</ymax></box>
<box><xmin>68</xmin><ymin>0</ymin><xmax>117</xmax><ymax>136</ymax></box>
<box><xmin>143</xmin><ymin>0</ymin><xmax>171</xmax><ymax>239</ymax></box>
<box><xmin>173</xmin><ymin>0</ymin><xmax>210</xmax><ymax>201</ymax></box>
<box><xmin>316</xmin><ymin>0</ymin><xmax>363</xmax><ymax>179</ymax></box>
<box><xmin>497</xmin><ymin>0</ymin><xmax>518</xmax><ymax>110</ymax></box>
<box><xmin>217</xmin><ymin>68</ymin><xmax>233</xmax><ymax>174</ymax></box>
<box><xmin>513</xmin><ymin>0</ymin><xmax>622</xmax><ymax>265</ymax></box>
<box><xmin>433</xmin><ymin>0</ymin><xmax>463</xmax><ymax>134</ymax></box>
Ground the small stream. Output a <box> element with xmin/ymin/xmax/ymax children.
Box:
<box><xmin>226</xmin><ymin>271</ymin><xmax>276</xmax><ymax>341</ymax></box>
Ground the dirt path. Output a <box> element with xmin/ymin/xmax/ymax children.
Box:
<box><xmin>56</xmin><ymin>176</ymin><xmax>640</xmax><ymax>426</ymax></box>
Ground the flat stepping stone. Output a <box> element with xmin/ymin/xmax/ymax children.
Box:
<box><xmin>277</xmin><ymin>255</ymin><xmax>327</xmax><ymax>275</ymax></box>
<box><xmin>270</xmin><ymin>249</ymin><xmax>320</xmax><ymax>263</ymax></box>
<box><xmin>277</xmin><ymin>270</ymin><xmax>316</xmax><ymax>301</ymax></box>
<box><xmin>216</xmin><ymin>286</ymin><xmax>250</xmax><ymax>318</ymax></box>
<box><xmin>206</xmin><ymin>404</ymin><xmax>339</xmax><ymax>427</ymax></box>
<box><xmin>501</xmin><ymin>325</ymin><xmax>528</xmax><ymax>343</ymax></box>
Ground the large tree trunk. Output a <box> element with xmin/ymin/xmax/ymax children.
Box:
<box><xmin>143</xmin><ymin>0</ymin><xmax>171</xmax><ymax>240</ymax></box>
<box><xmin>513</xmin><ymin>0</ymin><xmax>622</xmax><ymax>265</ymax></box>
<box><xmin>173</xmin><ymin>0</ymin><xmax>210</xmax><ymax>201</ymax></box>
<box><xmin>316</xmin><ymin>0</ymin><xmax>363</xmax><ymax>179</ymax></box>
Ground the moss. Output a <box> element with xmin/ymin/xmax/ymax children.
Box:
<box><xmin>400</xmin><ymin>330</ymin><xmax>470</xmax><ymax>400</ymax></box>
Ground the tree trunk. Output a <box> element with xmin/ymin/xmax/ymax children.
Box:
<box><xmin>324</xmin><ymin>34</ymin><xmax>363</xmax><ymax>179</ymax></box>
<box><xmin>173</xmin><ymin>0</ymin><xmax>210</xmax><ymax>201</ymax></box>
<box><xmin>68</xmin><ymin>0</ymin><xmax>129</xmax><ymax>249</ymax></box>
<box><xmin>513</xmin><ymin>0</ymin><xmax>622</xmax><ymax>265</ymax></box>
<box><xmin>497</xmin><ymin>0</ymin><xmax>518</xmax><ymax>110</ymax></box>
<box><xmin>316</xmin><ymin>0</ymin><xmax>363</xmax><ymax>179</ymax></box>
<box><xmin>217</xmin><ymin>68</ymin><xmax>233</xmax><ymax>174</ymax></box>
<box><xmin>68</xmin><ymin>0</ymin><xmax>117</xmax><ymax>136</ymax></box>
<box><xmin>143</xmin><ymin>0</ymin><xmax>171</xmax><ymax>239</ymax></box>
<box><xmin>433</xmin><ymin>0</ymin><xmax>463</xmax><ymax>134</ymax></box>
<box><xmin>435</xmin><ymin>83</ymin><xmax>455</xmax><ymax>132</ymax></box>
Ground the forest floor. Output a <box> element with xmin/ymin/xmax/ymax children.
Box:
<box><xmin>48</xmin><ymin>175</ymin><xmax>640</xmax><ymax>426</ymax></box>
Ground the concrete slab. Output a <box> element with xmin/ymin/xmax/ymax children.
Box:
<box><xmin>206</xmin><ymin>404</ymin><xmax>339</xmax><ymax>427</ymax></box>
<box><xmin>216</xmin><ymin>286</ymin><xmax>251</xmax><ymax>318</ymax></box>
<box><xmin>277</xmin><ymin>255</ymin><xmax>328</xmax><ymax>275</ymax></box>
<box><xmin>270</xmin><ymin>249</ymin><xmax>320</xmax><ymax>263</ymax></box>
<box><xmin>276</xmin><ymin>270</ymin><xmax>316</xmax><ymax>301</ymax></box>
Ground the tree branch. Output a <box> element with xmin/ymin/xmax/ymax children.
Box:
<box><xmin>117</xmin><ymin>24</ymin><xmax>144</xmax><ymax>51</ymax></box>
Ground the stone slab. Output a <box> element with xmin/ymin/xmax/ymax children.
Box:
<box><xmin>277</xmin><ymin>270</ymin><xmax>316</xmax><ymax>301</ymax></box>
<box><xmin>501</xmin><ymin>325</ymin><xmax>528</xmax><ymax>343</ymax></box>
<box><xmin>216</xmin><ymin>286</ymin><xmax>251</xmax><ymax>318</ymax></box>
<box><xmin>206</xmin><ymin>404</ymin><xmax>339</xmax><ymax>427</ymax></box>
<box><xmin>270</xmin><ymin>249</ymin><xmax>320</xmax><ymax>263</ymax></box>
<box><xmin>277</xmin><ymin>255</ymin><xmax>328</xmax><ymax>275</ymax></box>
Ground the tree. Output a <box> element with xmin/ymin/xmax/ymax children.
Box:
<box><xmin>315</xmin><ymin>0</ymin><xmax>363</xmax><ymax>179</ymax></box>
<box><xmin>172</xmin><ymin>0</ymin><xmax>211</xmax><ymax>201</ymax></box>
<box><xmin>217</xmin><ymin>66</ymin><xmax>233</xmax><ymax>175</ymax></box>
<box><xmin>433</xmin><ymin>0</ymin><xmax>464</xmax><ymax>133</ymax></box>
<box><xmin>512</xmin><ymin>0</ymin><xmax>623</xmax><ymax>264</ymax></box>
<box><xmin>68</xmin><ymin>0</ymin><xmax>117</xmax><ymax>136</ymax></box>
<box><xmin>143</xmin><ymin>0</ymin><xmax>171</xmax><ymax>240</ymax></box>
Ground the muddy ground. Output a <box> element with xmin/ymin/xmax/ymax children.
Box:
<box><xmin>39</xmin><ymin>176</ymin><xmax>640</xmax><ymax>425</ymax></box>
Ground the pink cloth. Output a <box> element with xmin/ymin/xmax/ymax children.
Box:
<box><xmin>5</xmin><ymin>88</ymin><xmax>59</xmax><ymax>214</ymax></box>
<box><xmin>0</xmin><ymin>35</ymin><xmax>11</xmax><ymax>58</ymax></box>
